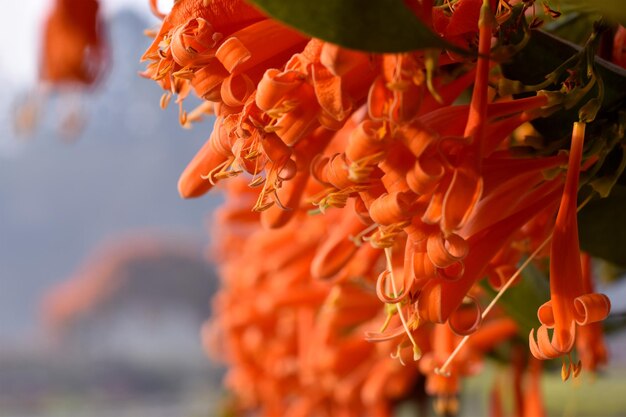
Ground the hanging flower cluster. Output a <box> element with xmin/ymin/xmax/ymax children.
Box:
<box><xmin>136</xmin><ymin>0</ymin><xmax>618</xmax><ymax>414</ymax></box>
<box><xmin>35</xmin><ymin>0</ymin><xmax>625</xmax><ymax>415</ymax></box>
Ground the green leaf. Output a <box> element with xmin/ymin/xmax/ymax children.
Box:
<box><xmin>579</xmin><ymin>185</ymin><xmax>626</xmax><ymax>267</ymax></box>
<box><xmin>246</xmin><ymin>0</ymin><xmax>449</xmax><ymax>53</ymax></box>
<box><xmin>560</xmin><ymin>0</ymin><xmax>626</xmax><ymax>26</ymax></box>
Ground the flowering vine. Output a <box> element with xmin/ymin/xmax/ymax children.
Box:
<box><xmin>36</xmin><ymin>0</ymin><xmax>626</xmax><ymax>415</ymax></box>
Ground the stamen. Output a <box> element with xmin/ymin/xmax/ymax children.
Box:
<box><xmin>573</xmin><ymin>359</ymin><xmax>582</xmax><ymax>378</ymax></box>
<box><xmin>425</xmin><ymin>50</ymin><xmax>443</xmax><ymax>104</ymax></box>
<box><xmin>201</xmin><ymin>157</ymin><xmax>238</xmax><ymax>185</ymax></box>
<box><xmin>248</xmin><ymin>175</ymin><xmax>265</xmax><ymax>188</ymax></box>
<box><xmin>384</xmin><ymin>246</ymin><xmax>421</xmax><ymax>362</ymax></box>
<box><xmin>160</xmin><ymin>92</ymin><xmax>171</xmax><ymax>109</ymax></box>
<box><xmin>272</xmin><ymin>189</ymin><xmax>291</xmax><ymax>211</ymax></box>
<box><xmin>349</xmin><ymin>222</ymin><xmax>379</xmax><ymax>246</ymax></box>
<box><xmin>561</xmin><ymin>357</ymin><xmax>572</xmax><ymax>381</ymax></box>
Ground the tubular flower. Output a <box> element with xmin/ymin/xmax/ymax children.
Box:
<box><xmin>41</xmin><ymin>0</ymin><xmax>106</xmax><ymax>85</ymax></box>
<box><xmin>529</xmin><ymin>122</ymin><xmax>611</xmax><ymax>369</ymax></box>
<box><xmin>141</xmin><ymin>0</ymin><xmax>308</xmax><ymax>123</ymax></box>
<box><xmin>27</xmin><ymin>0</ymin><xmax>625</xmax><ymax>414</ymax></box>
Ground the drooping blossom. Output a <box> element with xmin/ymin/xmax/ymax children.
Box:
<box><xmin>529</xmin><ymin>122</ymin><xmax>611</xmax><ymax>374</ymax></box>
<box><xmin>41</xmin><ymin>0</ymin><xmax>106</xmax><ymax>86</ymax></box>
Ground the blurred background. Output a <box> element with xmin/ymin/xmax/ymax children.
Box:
<box><xmin>0</xmin><ymin>1</ymin><xmax>225</xmax><ymax>416</ymax></box>
<box><xmin>1</xmin><ymin>2</ymin><xmax>626</xmax><ymax>417</ymax></box>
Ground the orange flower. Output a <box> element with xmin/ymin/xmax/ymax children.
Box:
<box><xmin>204</xmin><ymin>181</ymin><xmax>420</xmax><ymax>416</ymax></box>
<box><xmin>40</xmin><ymin>0</ymin><xmax>105</xmax><ymax>85</ymax></box>
<box><xmin>529</xmin><ymin>122</ymin><xmax>611</xmax><ymax>368</ymax></box>
<box><xmin>141</xmin><ymin>0</ymin><xmax>308</xmax><ymax>121</ymax></box>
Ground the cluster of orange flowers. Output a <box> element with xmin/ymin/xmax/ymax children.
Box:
<box><xmin>137</xmin><ymin>0</ymin><xmax>614</xmax><ymax>415</ymax></box>
<box><xmin>38</xmin><ymin>0</ymin><xmax>621</xmax><ymax>415</ymax></box>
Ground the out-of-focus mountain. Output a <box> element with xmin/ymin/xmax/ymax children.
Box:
<box><xmin>0</xmin><ymin>234</ymin><xmax>223</xmax><ymax>417</ymax></box>
<box><xmin>0</xmin><ymin>9</ymin><xmax>225</xmax><ymax>416</ymax></box>
<box><xmin>0</xmin><ymin>9</ymin><xmax>220</xmax><ymax>345</ymax></box>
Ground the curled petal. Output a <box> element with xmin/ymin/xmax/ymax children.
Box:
<box><xmin>215</xmin><ymin>36</ymin><xmax>250</xmax><ymax>73</ymax></box>
<box><xmin>529</xmin><ymin>328</ymin><xmax>548</xmax><ymax>360</ymax></box>
<box><xmin>275</xmin><ymin>95</ymin><xmax>319</xmax><ymax>146</ymax></box>
<box><xmin>346</xmin><ymin>120</ymin><xmax>388</xmax><ymax>163</ymax></box>
<box><xmin>426</xmin><ymin>232</ymin><xmax>468</xmax><ymax>268</ymax></box>
<box><xmin>220</xmin><ymin>73</ymin><xmax>255</xmax><ymax>107</ymax></box>
<box><xmin>537</xmin><ymin>301</ymin><xmax>555</xmax><ymax>328</ymax></box>
<box><xmin>529</xmin><ymin>323</ymin><xmax>576</xmax><ymax>360</ymax></box>
<box><xmin>376</xmin><ymin>270</ymin><xmax>408</xmax><ymax>304</ymax></box>
<box><xmin>149</xmin><ymin>0</ymin><xmax>166</xmax><ymax>19</ymax></box>
<box><xmin>215</xmin><ymin>19</ymin><xmax>306</xmax><ymax>74</ymax></box>
<box><xmin>256</xmin><ymin>69</ymin><xmax>304</xmax><ymax>111</ymax></box>
<box><xmin>312</xmin><ymin>65</ymin><xmax>352</xmax><ymax>123</ymax></box>
<box><xmin>574</xmin><ymin>293</ymin><xmax>611</xmax><ymax>326</ymax></box>
<box><xmin>367</xmin><ymin>76</ymin><xmax>391</xmax><ymax>120</ymax></box>
<box><xmin>191</xmin><ymin>60</ymin><xmax>230</xmax><ymax>101</ymax></box>
<box><xmin>378</xmin><ymin>145</ymin><xmax>415</xmax><ymax>193</ymax></box>
<box><xmin>421</xmin><ymin>190</ymin><xmax>445</xmax><ymax>225</ymax></box>
<box><xmin>369</xmin><ymin>192</ymin><xmax>416</xmax><ymax>226</ymax></box>
<box><xmin>405</xmin><ymin>216</ymin><xmax>436</xmax><ymax>243</ymax></box>
<box><xmin>487</xmin><ymin>263</ymin><xmax>517</xmax><ymax>290</ymax></box>
<box><xmin>441</xmin><ymin>166</ymin><xmax>483</xmax><ymax>234</ymax></box>
<box><xmin>142</xmin><ymin>0</ymin><xmax>264</xmax><ymax>61</ymax></box>
<box><xmin>322</xmin><ymin>153</ymin><xmax>354</xmax><ymax>189</ymax></box>
<box><xmin>413</xmin><ymin>249</ymin><xmax>438</xmax><ymax>280</ymax></box>
<box><xmin>448</xmin><ymin>298</ymin><xmax>482</xmax><ymax>336</ymax></box>
<box><xmin>170</xmin><ymin>18</ymin><xmax>220</xmax><ymax>67</ymax></box>
<box><xmin>396</xmin><ymin>121</ymin><xmax>436</xmax><ymax>159</ymax></box>
<box><xmin>418</xmin><ymin>281</ymin><xmax>444</xmax><ymax>323</ymax></box>
<box><xmin>406</xmin><ymin>155</ymin><xmax>445</xmax><ymax>195</ymax></box>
